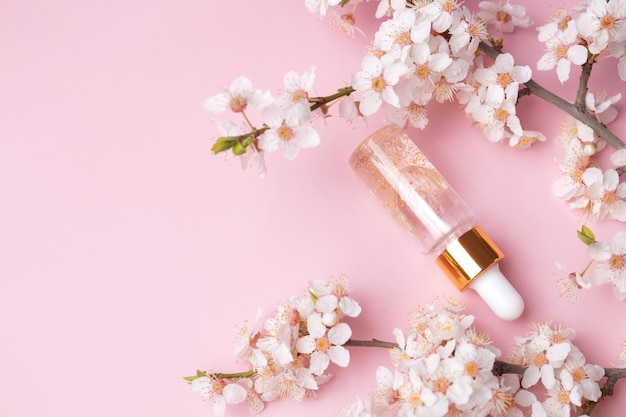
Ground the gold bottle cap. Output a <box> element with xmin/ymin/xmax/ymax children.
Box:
<box><xmin>435</xmin><ymin>226</ymin><xmax>504</xmax><ymax>291</ymax></box>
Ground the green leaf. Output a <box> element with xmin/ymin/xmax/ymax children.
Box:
<box><xmin>183</xmin><ymin>370</ymin><xmax>207</xmax><ymax>383</ymax></box>
<box><xmin>211</xmin><ymin>137</ymin><xmax>238</xmax><ymax>154</ymax></box>
<box><xmin>339</xmin><ymin>0</ymin><xmax>351</xmax><ymax>6</ymax></box>
<box><xmin>577</xmin><ymin>225</ymin><xmax>596</xmax><ymax>245</ymax></box>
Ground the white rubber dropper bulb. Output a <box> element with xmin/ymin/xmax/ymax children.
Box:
<box><xmin>468</xmin><ymin>264</ymin><xmax>524</xmax><ymax>321</ymax></box>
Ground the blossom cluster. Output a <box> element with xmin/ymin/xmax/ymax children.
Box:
<box><xmin>509</xmin><ymin>320</ymin><xmax>605</xmax><ymax>417</ymax></box>
<box><xmin>348</xmin><ymin>0</ymin><xmax>544</xmax><ymax>147</ymax></box>
<box><xmin>187</xmin><ymin>278</ymin><xmax>361</xmax><ymax>416</ymax></box>
<box><xmin>558</xmin><ymin>228</ymin><xmax>626</xmax><ymax>302</ymax></box>
<box><xmin>341</xmin><ymin>299</ymin><xmax>516</xmax><ymax>417</ymax></box>
<box><xmin>205</xmin><ymin>66</ymin><xmax>323</xmax><ymax>176</ymax></box>
<box><xmin>340</xmin><ymin>301</ymin><xmax>606</xmax><ymax>417</ymax></box>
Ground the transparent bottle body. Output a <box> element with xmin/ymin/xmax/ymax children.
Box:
<box><xmin>349</xmin><ymin>125</ymin><xmax>474</xmax><ymax>255</ymax></box>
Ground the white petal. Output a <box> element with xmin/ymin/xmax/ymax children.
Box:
<box><xmin>560</xmin><ymin>369</ymin><xmax>574</xmax><ymax>390</ymax></box>
<box><xmin>204</xmin><ymin>93</ymin><xmax>229</xmax><ymax>113</ymax></box>
<box><xmin>328</xmin><ymin>345</ymin><xmax>351</xmax><ymax>367</ymax></box>
<box><xmin>223</xmin><ymin>383</ymin><xmax>248</xmax><ymax>404</ymax></box>
<box><xmin>359</xmin><ymin>91</ymin><xmax>383</xmax><ymax>115</ymax></box>
<box><xmin>537</xmin><ymin>53</ymin><xmax>556</xmax><ymax>71</ymax></box>
<box><xmin>588</xmin><ymin>241</ymin><xmax>612</xmax><ymax>262</ymax></box>
<box><xmin>339</xmin><ymin>297</ymin><xmax>362</xmax><ymax>317</ymax></box>
<box><xmin>293</xmin><ymin>126</ymin><xmax>320</xmax><ymax>149</ymax></box>
<box><xmin>296</xmin><ymin>335</ymin><xmax>316</xmax><ymax>354</ymax></box>
<box><xmin>612</xmin><ymin>231</ymin><xmax>626</xmax><ymax>255</ymax></box>
<box><xmin>250</xmin><ymin>89</ymin><xmax>273</xmax><ymax>109</ymax></box>
<box><xmin>515</xmin><ymin>389</ymin><xmax>537</xmax><ymax>407</ymax></box>
<box><xmin>307</xmin><ymin>313</ymin><xmax>328</xmax><ymax>338</ymax></box>
<box><xmin>619</xmin><ymin>57</ymin><xmax>626</xmax><ymax>81</ymax></box>
<box><xmin>522</xmin><ymin>365</ymin><xmax>540</xmax><ymax>388</ymax></box>
<box><xmin>410</xmin><ymin>20</ymin><xmax>431</xmax><ymax>44</ymax></box>
<box><xmin>274</xmin><ymin>343</ymin><xmax>294</xmax><ymax>365</ymax></box>
<box><xmin>328</xmin><ymin>322</ymin><xmax>352</xmax><ymax>345</ymax></box>
<box><xmin>540</xmin><ymin>365</ymin><xmax>556</xmax><ymax>389</ymax></box>
<box><xmin>582</xmin><ymin>167</ymin><xmax>603</xmax><ymax>185</ymax></box>
<box><xmin>310</xmin><ymin>351</ymin><xmax>331</xmax><ymax>375</ymax></box>
<box><xmin>531</xmin><ymin>400</ymin><xmax>547</xmax><ymax>417</ymax></box>
<box><xmin>496</xmin><ymin>53</ymin><xmax>515</xmax><ymax>72</ymax></box>
<box><xmin>612</xmin><ymin>149</ymin><xmax>626</xmax><ymax>167</ymax></box>
<box><xmin>257</xmin><ymin>130</ymin><xmax>279</xmax><ymax>152</ymax></box>
<box><xmin>546</xmin><ymin>342</ymin><xmax>571</xmax><ymax>363</ymax></box>
<box><xmin>556</xmin><ymin>58</ymin><xmax>572</xmax><ymax>83</ymax></box>
<box><xmin>229</xmin><ymin>76</ymin><xmax>253</xmax><ymax>96</ymax></box>
<box><xmin>383</xmin><ymin>62</ymin><xmax>407</xmax><ymax>85</ymax></box>
<box><xmin>376</xmin><ymin>366</ymin><xmax>394</xmax><ymax>388</ymax></box>
<box><xmin>213</xmin><ymin>396</ymin><xmax>226</xmax><ymax>417</ymax></box>
<box><xmin>261</xmin><ymin>104</ymin><xmax>285</xmax><ymax>128</ymax></box>
<box><xmin>513</xmin><ymin>65</ymin><xmax>532</xmax><ymax>83</ymax></box>
<box><xmin>381</xmin><ymin>87</ymin><xmax>400</xmax><ymax>108</ymax></box>
<box><xmin>316</xmin><ymin>295</ymin><xmax>339</xmax><ymax>313</ymax></box>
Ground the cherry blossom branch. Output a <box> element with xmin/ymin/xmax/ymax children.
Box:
<box><xmin>210</xmin><ymin>86</ymin><xmax>355</xmax><ymax>155</ymax></box>
<box><xmin>346</xmin><ymin>337</ymin><xmax>626</xmax><ymax>408</ymax></box>
<box><xmin>478</xmin><ymin>41</ymin><xmax>626</xmax><ymax>152</ymax></box>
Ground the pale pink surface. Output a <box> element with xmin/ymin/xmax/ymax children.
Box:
<box><xmin>1</xmin><ymin>1</ymin><xmax>626</xmax><ymax>416</ymax></box>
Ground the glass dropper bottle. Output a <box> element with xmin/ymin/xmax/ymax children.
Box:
<box><xmin>349</xmin><ymin>125</ymin><xmax>524</xmax><ymax>320</ymax></box>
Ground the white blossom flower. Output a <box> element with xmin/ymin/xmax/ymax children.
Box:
<box><xmin>204</xmin><ymin>76</ymin><xmax>273</xmax><ymax>113</ymax></box>
<box><xmin>385</xmin><ymin>100</ymin><xmax>430</xmax><ymax>129</ymax></box>
<box><xmin>474</xmin><ymin>53</ymin><xmax>531</xmax><ymax>106</ymax></box>
<box><xmin>448</xmin><ymin>6</ymin><xmax>488</xmax><ymax>55</ymax></box>
<box><xmin>557</xmin><ymin>116</ymin><xmax>596</xmax><ymax>146</ymax></box>
<box><xmin>420</xmin><ymin>0</ymin><xmax>462</xmax><ymax>33</ymax></box>
<box><xmin>477</xmin><ymin>1</ymin><xmax>533</xmax><ymax>33</ymax></box>
<box><xmin>510</xmin><ymin>322</ymin><xmax>573</xmax><ymax>390</ymax></box>
<box><xmin>352</xmin><ymin>54</ymin><xmax>407</xmax><ymax>115</ymax></box>
<box><xmin>256</xmin><ymin>311</ymin><xmax>297</xmax><ymax>366</ymax></box>
<box><xmin>192</xmin><ymin>376</ymin><xmax>249</xmax><ymax>417</ymax></box>
<box><xmin>552</xmin><ymin>134</ymin><xmax>595</xmax><ymax>200</ymax></box>
<box><xmin>579</xmin><ymin>167</ymin><xmax>626</xmax><ymax>221</ymax></box>
<box><xmin>541</xmin><ymin>379</ymin><xmax>581</xmax><ymax>417</ymax></box>
<box><xmin>561</xmin><ymin>345</ymin><xmax>604</xmax><ymax>402</ymax></box>
<box><xmin>258</xmin><ymin>101</ymin><xmax>320</xmax><ymax>160</ymax></box>
<box><xmin>276</xmin><ymin>66</ymin><xmax>316</xmax><ymax>107</ymax></box>
<box><xmin>309</xmin><ymin>278</ymin><xmax>362</xmax><ymax>319</ymax></box>
<box><xmin>537</xmin><ymin>6</ymin><xmax>578</xmax><ymax>42</ymax></box>
<box><xmin>374</xmin><ymin>9</ymin><xmax>430</xmax><ymax>55</ymax></box>
<box><xmin>471</xmin><ymin>91</ymin><xmax>523</xmax><ymax>142</ymax></box>
<box><xmin>555</xmin><ymin>261</ymin><xmax>591</xmax><ymax>302</ymax></box>
<box><xmin>296</xmin><ymin>313</ymin><xmax>352</xmax><ymax>375</ymax></box>
<box><xmin>395</xmin><ymin>367</ymin><xmax>448</xmax><ymax>417</ymax></box>
<box><xmin>537</xmin><ymin>20</ymin><xmax>589</xmax><ymax>83</ymax></box>
<box><xmin>576</xmin><ymin>0</ymin><xmax>626</xmax><ymax>54</ymax></box>
<box><xmin>330</xmin><ymin>10</ymin><xmax>366</xmax><ymax>39</ymax></box>
<box><xmin>589</xmin><ymin>231</ymin><xmax>626</xmax><ymax>299</ymax></box>
<box><xmin>490</xmin><ymin>374</ymin><xmax>524</xmax><ymax>417</ymax></box>
<box><xmin>406</xmin><ymin>37</ymin><xmax>454</xmax><ymax>91</ymax></box>
<box><xmin>259</xmin><ymin>363</ymin><xmax>320</xmax><ymax>401</ymax></box>
<box><xmin>586</xmin><ymin>91</ymin><xmax>621</xmax><ymax>125</ymax></box>
<box><xmin>234</xmin><ymin>308</ymin><xmax>268</xmax><ymax>368</ymax></box>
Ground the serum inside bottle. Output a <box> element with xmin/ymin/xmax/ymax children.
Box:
<box><xmin>350</xmin><ymin>125</ymin><xmax>524</xmax><ymax>320</ymax></box>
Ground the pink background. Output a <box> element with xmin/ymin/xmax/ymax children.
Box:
<box><xmin>1</xmin><ymin>1</ymin><xmax>626</xmax><ymax>416</ymax></box>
